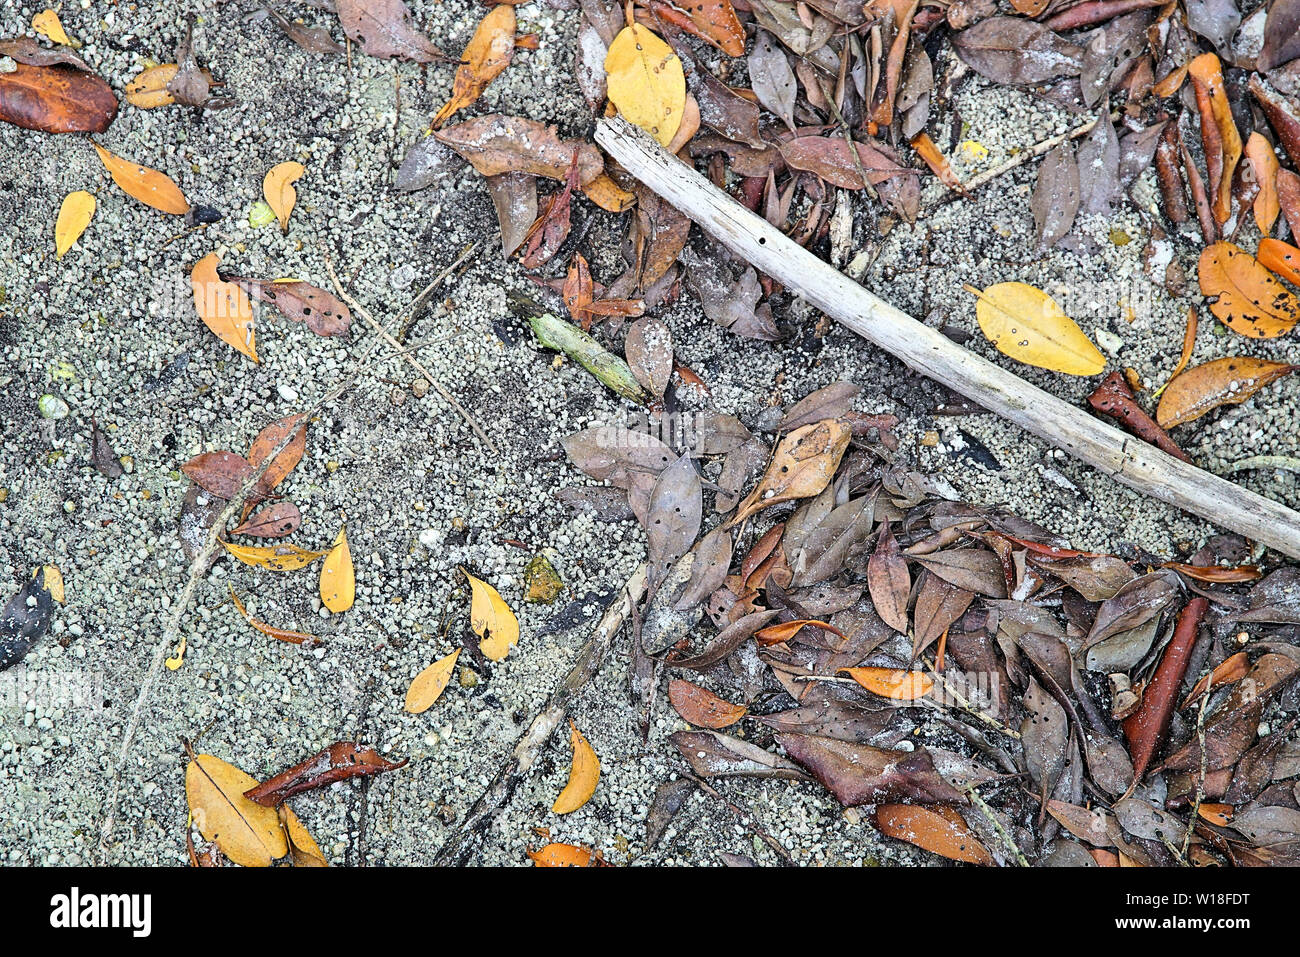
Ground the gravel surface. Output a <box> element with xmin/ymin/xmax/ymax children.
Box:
<box><xmin>1</xmin><ymin>2</ymin><xmax>1297</xmax><ymax>867</ymax></box>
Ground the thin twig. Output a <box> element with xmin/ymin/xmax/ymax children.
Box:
<box><xmin>396</xmin><ymin>241</ymin><xmax>480</xmax><ymax>342</ymax></box>
<box><xmin>685</xmin><ymin>771</ymin><xmax>797</xmax><ymax>866</ymax></box>
<box><xmin>965</xmin><ymin>784</ymin><xmax>1029</xmax><ymax>867</ymax></box>
<box><xmin>957</xmin><ymin>110</ymin><xmax>1120</xmax><ymax>194</ymax></box>
<box><xmin>922</xmin><ymin>657</ymin><xmax>1022</xmax><ymax>739</ymax></box>
<box><xmin>321</xmin><ymin>249</ymin><xmax>499</xmax><ymax>456</ymax></box>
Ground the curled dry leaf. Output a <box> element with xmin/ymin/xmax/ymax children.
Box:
<box><xmin>1187</xmin><ymin>53</ymin><xmax>1240</xmax><ymax>227</ymax></box>
<box><xmin>667</xmin><ymin>678</ymin><xmax>747</xmax><ymax>728</ymax></box>
<box><xmin>965</xmin><ymin>282</ymin><xmax>1105</xmax><ymax>376</ymax></box>
<box><xmin>1156</xmin><ymin>356</ymin><xmax>1298</xmax><ymax>429</ymax></box>
<box><xmin>319</xmin><ymin>526</ymin><xmax>355</xmax><ymax>613</ymax></box>
<box><xmin>0</xmin><ymin>62</ymin><xmax>118</xmax><ymax>133</ymax></box>
<box><xmin>463</xmin><ymin>567</ymin><xmax>519</xmax><ymax>661</ymax></box>
<box><xmin>1198</xmin><ymin>241</ymin><xmax>1300</xmax><ymax>339</ymax></box>
<box><xmin>264</xmin><ymin>161</ymin><xmax>305</xmax><ymax>232</ymax></box>
<box><xmin>186</xmin><ymin>754</ymin><xmax>287</xmax><ymax>867</ymax></box>
<box><xmin>754</xmin><ymin>618</ymin><xmax>844</xmax><ymax>646</ymax></box>
<box><xmin>279</xmin><ymin>805</ymin><xmax>328</xmax><ymax>867</ymax></box>
<box><xmin>552</xmin><ymin>720</ymin><xmax>600</xmax><ymax>814</ymax></box>
<box><xmin>875</xmin><ymin>804</ymin><xmax>993</xmax><ymax>865</ymax></box>
<box><xmin>432</xmin><ymin>4</ymin><xmax>516</xmax><ymax>128</ymax></box>
<box><xmin>94</xmin><ymin>143</ymin><xmax>189</xmax><ymax>214</ymax></box>
<box><xmin>221</xmin><ymin>540</ymin><xmax>329</xmax><ymax>572</ymax></box>
<box><xmin>1258</xmin><ymin>238</ymin><xmax>1300</xmax><ymax>288</ymax></box>
<box><xmin>243</xmin><ymin>742</ymin><xmax>410</xmax><ymax>807</ymax></box>
<box><xmin>227</xmin><ymin>278</ymin><xmax>352</xmax><ymax>337</ymax></box>
<box><xmin>248</xmin><ymin>413</ymin><xmax>308</xmax><ymax>495</ymax></box>
<box><xmin>1246</xmin><ymin>133</ymin><xmax>1281</xmax><ymax>236</ymax></box>
<box><xmin>404</xmin><ymin>648</ymin><xmax>461</xmax><ymax>714</ymax></box>
<box><xmin>230</xmin><ymin>587</ymin><xmax>318</xmax><ymax>646</ymax></box>
<box><xmin>867</xmin><ymin>521</ymin><xmax>910</xmax><ymax>634</ymax></box>
<box><xmin>192</xmin><ymin>253</ymin><xmax>257</xmax><ymax>362</ymax></box>
<box><xmin>840</xmin><ymin>667</ymin><xmax>933</xmax><ymax>700</ymax></box>
<box><xmin>726</xmin><ymin>418</ymin><xmax>852</xmax><ymax>527</ymax></box>
<box><xmin>55</xmin><ymin>190</ymin><xmax>95</xmax><ymax>258</ymax></box>
<box><xmin>604</xmin><ymin>22</ymin><xmax>685</xmax><ymax>147</ymax></box>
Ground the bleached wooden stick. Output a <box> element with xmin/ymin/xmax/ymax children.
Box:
<box><xmin>595</xmin><ymin>117</ymin><xmax>1300</xmax><ymax>560</ymax></box>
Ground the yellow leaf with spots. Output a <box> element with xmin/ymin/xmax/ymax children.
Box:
<box><xmin>965</xmin><ymin>282</ymin><xmax>1106</xmax><ymax>376</ymax></box>
<box><xmin>1198</xmin><ymin>241</ymin><xmax>1300</xmax><ymax>339</ymax></box>
<box><xmin>33</xmin><ymin>9</ymin><xmax>72</xmax><ymax>46</ymax></box>
<box><xmin>186</xmin><ymin>754</ymin><xmax>288</xmax><ymax>867</ymax></box>
<box><xmin>94</xmin><ymin>143</ymin><xmax>190</xmax><ymax>215</ymax></box>
<box><xmin>192</xmin><ymin>252</ymin><xmax>258</xmax><ymax>362</ymax></box>
<box><xmin>125</xmin><ymin>64</ymin><xmax>182</xmax><ymax>109</ymax></box>
<box><xmin>221</xmin><ymin>539</ymin><xmax>328</xmax><ymax>571</ymax></box>
<box><xmin>404</xmin><ymin>648</ymin><xmax>461</xmax><ymax>713</ymax></box>
<box><xmin>319</xmin><ymin>526</ymin><xmax>355</xmax><ymax>613</ymax></box>
<box><xmin>264</xmin><ymin>161</ymin><xmax>305</xmax><ymax>232</ymax></box>
<box><xmin>552</xmin><ymin>720</ymin><xmax>599</xmax><ymax>814</ymax></box>
<box><xmin>55</xmin><ymin>190</ymin><xmax>95</xmax><ymax>258</ymax></box>
<box><xmin>604</xmin><ymin>23</ymin><xmax>685</xmax><ymax>148</ymax></box>
<box><xmin>462</xmin><ymin>567</ymin><xmax>518</xmax><ymax>661</ymax></box>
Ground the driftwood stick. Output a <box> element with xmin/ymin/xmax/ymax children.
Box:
<box><xmin>433</xmin><ymin>564</ymin><xmax>648</xmax><ymax>865</ymax></box>
<box><xmin>595</xmin><ymin>117</ymin><xmax>1300</xmax><ymax>560</ymax></box>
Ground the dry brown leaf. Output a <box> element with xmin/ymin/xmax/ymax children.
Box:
<box><xmin>875</xmin><ymin>804</ymin><xmax>993</xmax><ymax>864</ymax></box>
<box><xmin>1156</xmin><ymin>356</ymin><xmax>1298</xmax><ymax>429</ymax></box>
<box><xmin>667</xmin><ymin>678</ymin><xmax>747</xmax><ymax>728</ymax></box>
<box><xmin>432</xmin><ymin>5</ymin><xmax>516</xmax><ymax>128</ymax></box>
<box><xmin>230</xmin><ymin>587</ymin><xmax>319</xmax><ymax>646</ymax></box>
<box><xmin>0</xmin><ymin>62</ymin><xmax>117</xmax><ymax>134</ymax></box>
<box><xmin>839</xmin><ymin>667</ymin><xmax>934</xmax><ymax>701</ymax></box>
<box><xmin>1187</xmin><ymin>53</ymin><xmax>1241</xmax><ymax>226</ymax></box>
<box><xmin>726</xmin><ymin>418</ymin><xmax>851</xmax><ymax>527</ymax></box>
<box><xmin>435</xmin><ymin>114</ymin><xmax>604</xmax><ymax>184</ymax></box>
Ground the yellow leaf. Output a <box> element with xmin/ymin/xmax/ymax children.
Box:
<box><xmin>552</xmin><ymin>719</ymin><xmax>599</xmax><ymax>814</ymax></box>
<box><xmin>165</xmin><ymin>634</ymin><xmax>187</xmax><ymax>671</ymax></box>
<box><xmin>264</xmin><ymin>161</ymin><xmax>305</xmax><ymax>233</ymax></box>
<box><xmin>965</xmin><ymin>282</ymin><xmax>1106</xmax><ymax>376</ymax></box>
<box><xmin>93</xmin><ymin>143</ymin><xmax>190</xmax><ymax>215</ymax></box>
<box><xmin>581</xmin><ymin>173</ymin><xmax>637</xmax><ymax>213</ymax></box>
<box><xmin>191</xmin><ymin>252</ymin><xmax>258</xmax><ymax>362</ymax></box>
<box><xmin>55</xmin><ymin>190</ymin><xmax>95</xmax><ymax>258</ymax></box>
<box><xmin>186</xmin><ymin>754</ymin><xmax>288</xmax><ymax>868</ymax></box>
<box><xmin>33</xmin><ymin>9</ymin><xmax>72</xmax><ymax>46</ymax></box>
<box><xmin>37</xmin><ymin>564</ymin><xmax>65</xmax><ymax>604</ymax></box>
<box><xmin>279</xmin><ymin>806</ymin><xmax>328</xmax><ymax>867</ymax></box>
<box><xmin>220</xmin><ymin>539</ymin><xmax>328</xmax><ymax>571</ymax></box>
<box><xmin>319</xmin><ymin>526</ymin><xmax>355</xmax><ymax>613</ymax></box>
<box><xmin>1198</xmin><ymin>241</ymin><xmax>1300</xmax><ymax>339</ymax></box>
<box><xmin>462</xmin><ymin>567</ymin><xmax>519</xmax><ymax>661</ymax></box>
<box><xmin>125</xmin><ymin>64</ymin><xmax>181</xmax><ymax>109</ymax></box>
<box><xmin>404</xmin><ymin>648</ymin><xmax>461</xmax><ymax>714</ymax></box>
<box><xmin>432</xmin><ymin>4</ymin><xmax>516</xmax><ymax>128</ymax></box>
<box><xmin>604</xmin><ymin>23</ymin><xmax>686</xmax><ymax>148</ymax></box>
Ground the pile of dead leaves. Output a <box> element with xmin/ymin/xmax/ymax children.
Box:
<box><xmin>558</xmin><ymin>380</ymin><xmax>1300</xmax><ymax>866</ymax></box>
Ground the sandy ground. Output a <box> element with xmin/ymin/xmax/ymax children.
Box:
<box><xmin>1</xmin><ymin>2</ymin><xmax>1298</xmax><ymax>866</ymax></box>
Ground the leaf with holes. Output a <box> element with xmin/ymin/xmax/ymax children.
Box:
<box><xmin>336</xmin><ymin>0</ymin><xmax>443</xmax><ymax>61</ymax></box>
<box><xmin>604</xmin><ymin>22</ymin><xmax>685</xmax><ymax>147</ymax></box>
<box><xmin>0</xmin><ymin>63</ymin><xmax>117</xmax><ymax>133</ymax></box>
<box><xmin>645</xmin><ymin>454</ymin><xmax>702</xmax><ymax>590</ymax></box>
<box><xmin>727</xmin><ymin>418</ymin><xmax>851</xmax><ymax>527</ymax></box>
<box><xmin>227</xmin><ymin>277</ymin><xmax>352</xmax><ymax>337</ymax></box>
<box><xmin>966</xmin><ymin>281</ymin><xmax>1105</xmax><ymax>375</ymax></box>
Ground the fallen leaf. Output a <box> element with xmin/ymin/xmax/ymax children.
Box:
<box><xmin>727</xmin><ymin>418</ymin><xmax>852</xmax><ymax>527</ymax></box>
<box><xmin>264</xmin><ymin>7</ymin><xmax>345</xmax><ymax>55</ymax></box>
<box><xmin>1157</xmin><ymin>356</ymin><xmax>1298</xmax><ymax>428</ymax></box>
<box><xmin>32</xmin><ymin>9</ymin><xmax>72</xmax><ymax>46</ymax></box>
<box><xmin>875</xmin><ymin>804</ymin><xmax>993</xmax><ymax>864</ymax></box>
<box><xmin>432</xmin><ymin>4</ymin><xmax>516</xmax><ymax>128</ymax></box>
<box><xmin>754</xmin><ymin>618</ymin><xmax>844</xmax><ymax>646</ymax></box>
<box><xmin>435</xmin><ymin>114</ymin><xmax>604</xmax><ymax>184</ymax></box>
<box><xmin>1259</xmin><ymin>0</ymin><xmax>1300</xmax><ymax>71</ymax></box>
<box><xmin>1031</xmin><ymin>140</ymin><xmax>1079</xmax><ymax>248</ymax></box>
<box><xmin>1198</xmin><ymin>241</ymin><xmax>1300</xmax><ymax>339</ymax></box>
<box><xmin>1187</xmin><ymin>53</ymin><xmax>1240</xmax><ymax>226</ymax></box>
<box><xmin>604</xmin><ymin>22</ymin><xmax>686</xmax><ymax>147</ymax></box>
<box><xmin>244</xmin><ymin>742</ymin><xmax>409</xmax><ymax>807</ymax></box>
<box><xmin>748</xmin><ymin>30</ymin><xmax>796</xmax><ymax>132</ymax></box>
<box><xmin>1258</xmin><ymin>237</ymin><xmax>1300</xmax><ymax>288</ymax></box>
<box><xmin>867</xmin><ymin>521</ymin><xmax>911</xmax><ymax>634</ymax></box>
<box><xmin>840</xmin><ymin>667</ymin><xmax>934</xmax><ymax>701</ymax></box>
<box><xmin>230</xmin><ymin>587</ymin><xmax>319</xmax><ymax>646</ymax></box>
<box><xmin>404</xmin><ymin>649</ymin><xmax>461</xmax><ymax>713</ymax></box>
<box><xmin>319</xmin><ymin>526</ymin><xmax>355</xmax><ymax>613</ymax></box>
<box><xmin>671</xmin><ymin>729</ymin><xmax>807</xmax><ymax>780</ymax></box>
<box><xmin>337</xmin><ymin>0</ymin><xmax>444</xmax><ymax>61</ymax></box>
<box><xmin>463</xmin><ymin>568</ymin><xmax>519</xmax><ymax>661</ymax></box>
<box><xmin>226</xmin><ymin>278</ymin><xmax>352</xmax><ymax>337</ymax></box>
<box><xmin>1246</xmin><ymin>133</ymin><xmax>1281</xmax><ymax>236</ymax></box>
<box><xmin>777</xmin><ymin>733</ymin><xmax>966</xmax><ymax>805</ymax></box>
<box><xmin>552</xmin><ymin>720</ymin><xmax>600</xmax><ymax>814</ymax></box>
<box><xmin>247</xmin><ymin>413</ymin><xmax>308</xmax><ymax>495</ymax></box>
<box><xmin>55</xmin><ymin>190</ymin><xmax>94</xmax><ymax>258</ymax></box>
<box><xmin>645</xmin><ymin>454</ymin><xmax>702</xmax><ymax>590</ymax></box>
<box><xmin>191</xmin><ymin>252</ymin><xmax>257</xmax><ymax>362</ymax></box>
<box><xmin>668</xmin><ymin>678</ymin><xmax>747</xmax><ymax>728</ymax></box>
<box><xmin>965</xmin><ymin>282</ymin><xmax>1106</xmax><ymax>376</ymax></box>
<box><xmin>0</xmin><ymin>566</ymin><xmax>60</xmax><ymax>672</ymax></box>
<box><xmin>278</xmin><ymin>805</ymin><xmax>328</xmax><ymax>867</ymax></box>
<box><xmin>94</xmin><ymin>142</ymin><xmax>189</xmax><ymax>214</ymax></box>
<box><xmin>264</xmin><ymin>161</ymin><xmax>305</xmax><ymax>233</ymax></box>
<box><xmin>220</xmin><ymin>540</ymin><xmax>329</xmax><ymax>572</ymax></box>
<box><xmin>186</xmin><ymin>754</ymin><xmax>287</xmax><ymax>867</ymax></box>
<box><xmin>0</xmin><ymin>62</ymin><xmax>116</xmax><ymax>133</ymax></box>
<box><xmin>624</xmin><ymin>317</ymin><xmax>673</xmax><ymax>399</ymax></box>
<box><xmin>951</xmin><ymin>17</ymin><xmax>1084</xmax><ymax>86</ymax></box>
<box><xmin>181</xmin><ymin>449</ymin><xmax>254</xmax><ymax>500</ymax></box>
<box><xmin>124</xmin><ymin>64</ymin><xmax>184</xmax><ymax>109</ymax></box>
<box><xmin>526</xmin><ymin>842</ymin><xmax>607</xmax><ymax>866</ymax></box>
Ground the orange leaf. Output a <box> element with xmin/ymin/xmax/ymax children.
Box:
<box><xmin>1246</xmin><ymin>132</ymin><xmax>1281</xmax><ymax>236</ymax></box>
<box><xmin>191</xmin><ymin>252</ymin><xmax>258</xmax><ymax>362</ymax></box>
<box><xmin>667</xmin><ymin>679</ymin><xmax>747</xmax><ymax>728</ymax></box>
<box><xmin>1197</xmin><ymin>241</ymin><xmax>1300</xmax><ymax>338</ymax></box>
<box><xmin>840</xmin><ymin>666</ymin><xmax>934</xmax><ymax>701</ymax></box>
<box><xmin>1181</xmin><ymin>651</ymin><xmax>1250</xmax><ymax>709</ymax></box>
<box><xmin>754</xmin><ymin>618</ymin><xmax>843</xmax><ymax>647</ymax></box>
<box><xmin>1156</xmin><ymin>355</ymin><xmax>1297</xmax><ymax>428</ymax></box>
<box><xmin>93</xmin><ymin>142</ymin><xmax>190</xmax><ymax>215</ymax></box>
<box><xmin>1187</xmin><ymin>53</ymin><xmax>1241</xmax><ymax>226</ymax></box>
<box><xmin>910</xmin><ymin>132</ymin><xmax>966</xmax><ymax>195</ymax></box>
<box><xmin>525</xmin><ymin>842</ymin><xmax>607</xmax><ymax>866</ymax></box>
<box><xmin>1197</xmin><ymin>803</ymin><xmax>1234</xmax><ymax>826</ymax></box>
<box><xmin>1152</xmin><ymin>306</ymin><xmax>1197</xmax><ymax>400</ymax></box>
<box><xmin>229</xmin><ymin>587</ymin><xmax>319</xmax><ymax>646</ymax></box>
<box><xmin>1258</xmin><ymin>237</ymin><xmax>1300</xmax><ymax>288</ymax></box>
<box><xmin>432</xmin><ymin>5</ymin><xmax>516</xmax><ymax>128</ymax></box>
<box><xmin>726</xmin><ymin>418</ymin><xmax>851</xmax><ymax>527</ymax></box>
<box><xmin>646</xmin><ymin>0</ymin><xmax>744</xmax><ymax>57</ymax></box>
<box><xmin>875</xmin><ymin>804</ymin><xmax>993</xmax><ymax>865</ymax></box>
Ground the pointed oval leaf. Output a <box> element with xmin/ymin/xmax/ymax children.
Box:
<box><xmin>967</xmin><ymin>282</ymin><xmax>1105</xmax><ymax>375</ymax></box>
<box><xmin>404</xmin><ymin>648</ymin><xmax>461</xmax><ymax>714</ymax></box>
<box><xmin>55</xmin><ymin>190</ymin><xmax>95</xmax><ymax>257</ymax></box>
<box><xmin>552</xmin><ymin>720</ymin><xmax>600</xmax><ymax>814</ymax></box>
<box><xmin>94</xmin><ymin>142</ymin><xmax>189</xmax><ymax>214</ymax></box>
